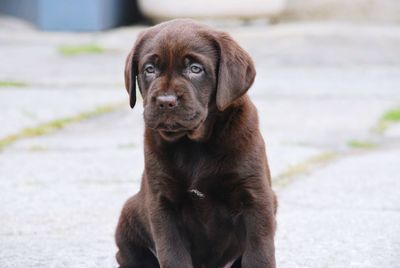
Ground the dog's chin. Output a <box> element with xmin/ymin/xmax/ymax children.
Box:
<box><xmin>158</xmin><ymin>130</ymin><xmax>187</xmax><ymax>142</ymax></box>
<box><xmin>156</xmin><ymin>120</ymin><xmax>206</xmax><ymax>142</ymax></box>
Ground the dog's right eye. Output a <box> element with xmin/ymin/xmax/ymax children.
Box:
<box><xmin>189</xmin><ymin>63</ymin><xmax>203</xmax><ymax>74</ymax></box>
<box><xmin>144</xmin><ymin>65</ymin><xmax>155</xmax><ymax>74</ymax></box>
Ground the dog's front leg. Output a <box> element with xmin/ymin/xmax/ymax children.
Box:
<box><xmin>150</xmin><ymin>204</ymin><xmax>193</xmax><ymax>268</ymax></box>
<box><xmin>241</xmin><ymin>199</ymin><xmax>276</xmax><ymax>268</ymax></box>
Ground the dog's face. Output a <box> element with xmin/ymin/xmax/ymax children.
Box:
<box><xmin>125</xmin><ymin>19</ymin><xmax>256</xmax><ymax>142</ymax></box>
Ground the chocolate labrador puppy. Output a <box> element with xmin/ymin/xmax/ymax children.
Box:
<box><xmin>116</xmin><ymin>19</ymin><xmax>277</xmax><ymax>268</ymax></box>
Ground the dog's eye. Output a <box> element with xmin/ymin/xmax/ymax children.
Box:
<box><xmin>190</xmin><ymin>64</ymin><xmax>203</xmax><ymax>74</ymax></box>
<box><xmin>144</xmin><ymin>65</ymin><xmax>155</xmax><ymax>74</ymax></box>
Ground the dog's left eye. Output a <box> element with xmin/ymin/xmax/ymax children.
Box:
<box><xmin>144</xmin><ymin>64</ymin><xmax>155</xmax><ymax>74</ymax></box>
<box><xmin>190</xmin><ymin>64</ymin><xmax>203</xmax><ymax>74</ymax></box>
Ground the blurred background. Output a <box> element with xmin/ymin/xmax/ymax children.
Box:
<box><xmin>0</xmin><ymin>1</ymin><xmax>399</xmax><ymax>267</ymax></box>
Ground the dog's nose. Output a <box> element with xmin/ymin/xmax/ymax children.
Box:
<box><xmin>156</xmin><ymin>95</ymin><xmax>177</xmax><ymax>109</ymax></box>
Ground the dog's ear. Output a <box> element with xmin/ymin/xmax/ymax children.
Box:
<box><xmin>124</xmin><ymin>32</ymin><xmax>146</xmax><ymax>109</ymax></box>
<box><xmin>214</xmin><ymin>33</ymin><xmax>256</xmax><ymax>111</ymax></box>
<box><xmin>124</xmin><ymin>50</ymin><xmax>136</xmax><ymax>108</ymax></box>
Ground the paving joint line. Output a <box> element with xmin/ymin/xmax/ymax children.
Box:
<box><xmin>0</xmin><ymin>102</ymin><xmax>126</xmax><ymax>151</ymax></box>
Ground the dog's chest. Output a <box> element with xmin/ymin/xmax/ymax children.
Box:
<box><xmin>168</xmin><ymin>143</ymin><xmax>247</xmax><ymax>218</ymax></box>
<box><xmin>176</xmin><ymin>164</ymin><xmax>247</xmax><ymax>254</ymax></box>
<box><xmin>179</xmin><ymin>183</ymin><xmax>246</xmax><ymax>267</ymax></box>
<box><xmin>179</xmin><ymin>184</ymin><xmax>245</xmax><ymax>231</ymax></box>
<box><xmin>161</xmin><ymin>143</ymin><xmax>249</xmax><ymax>266</ymax></box>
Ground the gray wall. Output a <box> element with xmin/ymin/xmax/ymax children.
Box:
<box><xmin>0</xmin><ymin>0</ymin><xmax>39</xmax><ymax>24</ymax></box>
<box><xmin>282</xmin><ymin>0</ymin><xmax>400</xmax><ymax>23</ymax></box>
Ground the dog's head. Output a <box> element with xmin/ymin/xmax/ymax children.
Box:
<box><xmin>124</xmin><ymin>19</ymin><xmax>255</xmax><ymax>141</ymax></box>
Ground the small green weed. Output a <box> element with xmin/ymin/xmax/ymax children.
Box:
<box><xmin>375</xmin><ymin>107</ymin><xmax>400</xmax><ymax>133</ymax></box>
<box><xmin>382</xmin><ymin>108</ymin><xmax>400</xmax><ymax>122</ymax></box>
<box><xmin>0</xmin><ymin>80</ymin><xmax>27</xmax><ymax>87</ymax></box>
<box><xmin>347</xmin><ymin>140</ymin><xmax>376</xmax><ymax>149</ymax></box>
<box><xmin>0</xmin><ymin>103</ymin><xmax>123</xmax><ymax>150</ymax></box>
<box><xmin>58</xmin><ymin>44</ymin><xmax>105</xmax><ymax>56</ymax></box>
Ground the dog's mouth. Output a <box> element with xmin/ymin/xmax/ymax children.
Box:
<box><xmin>159</xmin><ymin>130</ymin><xmax>187</xmax><ymax>141</ymax></box>
<box><xmin>155</xmin><ymin>124</ymin><xmax>187</xmax><ymax>141</ymax></box>
<box><xmin>144</xmin><ymin>109</ymin><xmax>207</xmax><ymax>141</ymax></box>
<box><xmin>157</xmin><ymin>122</ymin><xmax>187</xmax><ymax>132</ymax></box>
<box><xmin>155</xmin><ymin>120</ymin><xmax>205</xmax><ymax>141</ymax></box>
<box><xmin>149</xmin><ymin>111</ymin><xmax>203</xmax><ymax>128</ymax></box>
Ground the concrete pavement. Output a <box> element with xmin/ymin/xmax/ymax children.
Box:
<box><xmin>0</xmin><ymin>17</ymin><xmax>399</xmax><ymax>267</ymax></box>
<box><xmin>276</xmin><ymin>147</ymin><xmax>400</xmax><ymax>268</ymax></box>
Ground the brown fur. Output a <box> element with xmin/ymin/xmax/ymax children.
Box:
<box><xmin>116</xmin><ymin>19</ymin><xmax>277</xmax><ymax>268</ymax></box>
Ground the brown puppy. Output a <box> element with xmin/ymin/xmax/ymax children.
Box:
<box><xmin>116</xmin><ymin>19</ymin><xmax>277</xmax><ymax>268</ymax></box>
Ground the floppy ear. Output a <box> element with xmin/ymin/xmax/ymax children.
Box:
<box><xmin>124</xmin><ymin>32</ymin><xmax>146</xmax><ymax>109</ymax></box>
<box><xmin>124</xmin><ymin>50</ymin><xmax>136</xmax><ymax>108</ymax></box>
<box><xmin>215</xmin><ymin>33</ymin><xmax>256</xmax><ymax>111</ymax></box>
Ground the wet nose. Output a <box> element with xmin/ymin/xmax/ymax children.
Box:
<box><xmin>156</xmin><ymin>95</ymin><xmax>177</xmax><ymax>109</ymax></box>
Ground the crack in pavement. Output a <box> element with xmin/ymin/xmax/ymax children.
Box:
<box><xmin>273</xmin><ymin>122</ymin><xmax>400</xmax><ymax>189</ymax></box>
<box><xmin>0</xmin><ymin>102</ymin><xmax>126</xmax><ymax>151</ymax></box>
